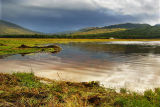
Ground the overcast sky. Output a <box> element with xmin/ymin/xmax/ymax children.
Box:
<box><xmin>1</xmin><ymin>0</ymin><xmax>160</xmax><ymax>33</ymax></box>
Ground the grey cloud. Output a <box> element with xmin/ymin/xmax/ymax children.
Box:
<box><xmin>1</xmin><ymin>0</ymin><xmax>160</xmax><ymax>33</ymax></box>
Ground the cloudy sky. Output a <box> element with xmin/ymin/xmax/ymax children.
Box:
<box><xmin>1</xmin><ymin>0</ymin><xmax>160</xmax><ymax>33</ymax></box>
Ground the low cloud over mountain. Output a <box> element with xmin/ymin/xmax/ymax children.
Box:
<box><xmin>1</xmin><ymin>0</ymin><xmax>159</xmax><ymax>33</ymax></box>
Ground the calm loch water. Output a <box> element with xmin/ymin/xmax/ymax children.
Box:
<box><xmin>1</xmin><ymin>41</ymin><xmax>160</xmax><ymax>92</ymax></box>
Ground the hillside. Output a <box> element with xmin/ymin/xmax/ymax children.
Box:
<box><xmin>0</xmin><ymin>22</ymin><xmax>160</xmax><ymax>39</ymax></box>
<box><xmin>155</xmin><ymin>24</ymin><xmax>160</xmax><ymax>27</ymax></box>
<box><xmin>103</xmin><ymin>23</ymin><xmax>151</xmax><ymax>29</ymax></box>
<box><xmin>105</xmin><ymin>26</ymin><xmax>160</xmax><ymax>38</ymax></box>
<box><xmin>68</xmin><ymin>25</ymin><xmax>160</xmax><ymax>39</ymax></box>
<box><xmin>72</xmin><ymin>28</ymin><xmax>126</xmax><ymax>35</ymax></box>
<box><xmin>66</xmin><ymin>23</ymin><xmax>160</xmax><ymax>39</ymax></box>
<box><xmin>71</xmin><ymin>23</ymin><xmax>151</xmax><ymax>36</ymax></box>
<box><xmin>0</xmin><ymin>20</ymin><xmax>37</xmax><ymax>35</ymax></box>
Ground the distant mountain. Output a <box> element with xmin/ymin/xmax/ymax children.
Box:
<box><xmin>107</xmin><ymin>26</ymin><xmax>160</xmax><ymax>37</ymax></box>
<box><xmin>90</xmin><ymin>25</ymin><xmax>160</xmax><ymax>39</ymax></box>
<box><xmin>70</xmin><ymin>24</ymin><xmax>160</xmax><ymax>39</ymax></box>
<box><xmin>79</xmin><ymin>27</ymin><xmax>101</xmax><ymax>32</ymax></box>
<box><xmin>72</xmin><ymin>23</ymin><xmax>153</xmax><ymax>36</ymax></box>
<box><xmin>103</xmin><ymin>23</ymin><xmax>151</xmax><ymax>29</ymax></box>
<box><xmin>1</xmin><ymin>20</ymin><xmax>160</xmax><ymax>39</ymax></box>
<box><xmin>72</xmin><ymin>28</ymin><xmax>126</xmax><ymax>36</ymax></box>
<box><xmin>155</xmin><ymin>24</ymin><xmax>160</xmax><ymax>27</ymax></box>
<box><xmin>0</xmin><ymin>20</ymin><xmax>37</xmax><ymax>35</ymax></box>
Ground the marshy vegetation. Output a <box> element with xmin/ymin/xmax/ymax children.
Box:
<box><xmin>1</xmin><ymin>38</ymin><xmax>160</xmax><ymax>56</ymax></box>
<box><xmin>0</xmin><ymin>72</ymin><xmax>160</xmax><ymax>107</ymax></box>
<box><xmin>0</xmin><ymin>38</ymin><xmax>62</xmax><ymax>55</ymax></box>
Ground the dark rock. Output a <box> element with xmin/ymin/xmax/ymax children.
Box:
<box><xmin>18</xmin><ymin>44</ymin><xmax>31</xmax><ymax>48</ymax></box>
<box><xmin>0</xmin><ymin>43</ymin><xmax>5</xmax><ymax>46</ymax></box>
<box><xmin>88</xmin><ymin>95</ymin><xmax>101</xmax><ymax>105</ymax></box>
<box><xmin>82</xmin><ymin>81</ymin><xmax>100</xmax><ymax>87</ymax></box>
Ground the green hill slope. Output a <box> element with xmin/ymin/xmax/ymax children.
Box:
<box><xmin>71</xmin><ymin>23</ymin><xmax>151</xmax><ymax>36</ymax></box>
<box><xmin>103</xmin><ymin>23</ymin><xmax>151</xmax><ymax>29</ymax></box>
<box><xmin>69</xmin><ymin>26</ymin><xmax>160</xmax><ymax>39</ymax></box>
<box><xmin>155</xmin><ymin>24</ymin><xmax>160</xmax><ymax>27</ymax></box>
<box><xmin>0</xmin><ymin>21</ymin><xmax>160</xmax><ymax>39</ymax></box>
<box><xmin>105</xmin><ymin>26</ymin><xmax>160</xmax><ymax>38</ymax></box>
<box><xmin>67</xmin><ymin>23</ymin><xmax>160</xmax><ymax>39</ymax></box>
<box><xmin>72</xmin><ymin>28</ymin><xmax>126</xmax><ymax>35</ymax></box>
<box><xmin>0</xmin><ymin>20</ymin><xmax>37</xmax><ymax>35</ymax></box>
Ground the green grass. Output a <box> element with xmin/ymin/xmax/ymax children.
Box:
<box><xmin>0</xmin><ymin>38</ymin><xmax>61</xmax><ymax>55</ymax></box>
<box><xmin>0</xmin><ymin>73</ymin><xmax>160</xmax><ymax>107</ymax></box>
<box><xmin>13</xmin><ymin>73</ymin><xmax>43</xmax><ymax>88</ymax></box>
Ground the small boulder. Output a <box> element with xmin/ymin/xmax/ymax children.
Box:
<box><xmin>0</xmin><ymin>43</ymin><xmax>5</xmax><ymax>46</ymax></box>
<box><xmin>18</xmin><ymin>44</ymin><xmax>31</xmax><ymax>48</ymax></box>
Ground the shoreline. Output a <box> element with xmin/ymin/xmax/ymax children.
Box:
<box><xmin>2</xmin><ymin>38</ymin><xmax>160</xmax><ymax>41</ymax></box>
<box><xmin>1</xmin><ymin>38</ymin><xmax>160</xmax><ymax>55</ymax></box>
<box><xmin>0</xmin><ymin>72</ymin><xmax>159</xmax><ymax>106</ymax></box>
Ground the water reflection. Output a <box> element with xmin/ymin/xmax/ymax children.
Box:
<box><xmin>1</xmin><ymin>41</ymin><xmax>160</xmax><ymax>92</ymax></box>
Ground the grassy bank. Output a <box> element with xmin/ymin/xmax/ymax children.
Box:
<box><xmin>0</xmin><ymin>38</ymin><xmax>63</xmax><ymax>55</ymax></box>
<box><xmin>0</xmin><ymin>73</ymin><xmax>160</xmax><ymax>107</ymax></box>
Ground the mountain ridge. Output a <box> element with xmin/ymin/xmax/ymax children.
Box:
<box><xmin>103</xmin><ymin>23</ymin><xmax>151</xmax><ymax>29</ymax></box>
<box><xmin>0</xmin><ymin>20</ymin><xmax>160</xmax><ymax>39</ymax></box>
<box><xmin>0</xmin><ymin>20</ymin><xmax>38</xmax><ymax>35</ymax></box>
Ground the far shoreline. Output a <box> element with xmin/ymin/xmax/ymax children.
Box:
<box><xmin>1</xmin><ymin>38</ymin><xmax>160</xmax><ymax>42</ymax></box>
